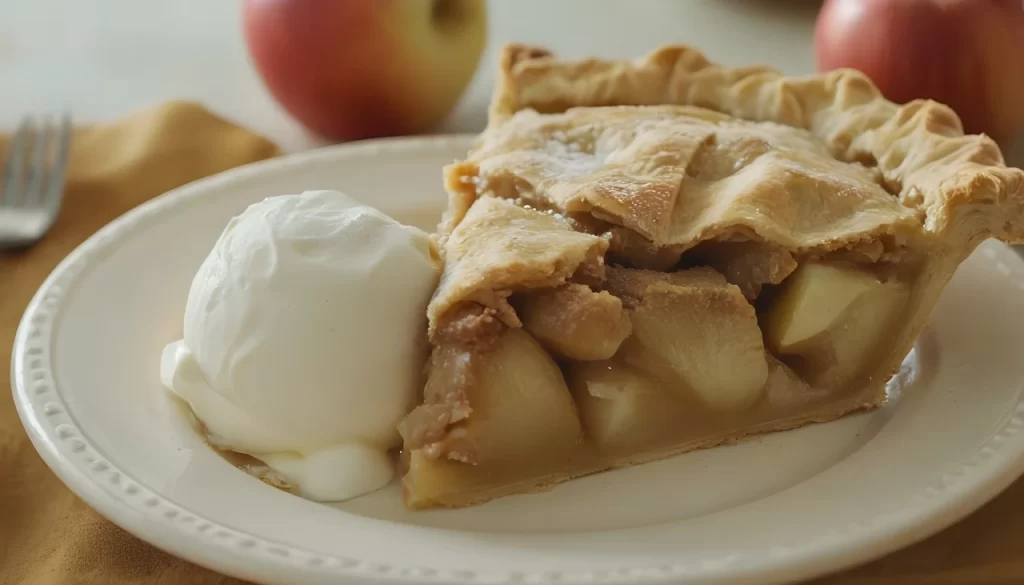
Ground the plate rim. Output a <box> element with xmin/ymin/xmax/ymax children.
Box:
<box><xmin>12</xmin><ymin>134</ymin><xmax>1024</xmax><ymax>585</ymax></box>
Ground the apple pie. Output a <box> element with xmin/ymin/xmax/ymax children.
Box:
<box><xmin>398</xmin><ymin>44</ymin><xmax>1024</xmax><ymax>509</ymax></box>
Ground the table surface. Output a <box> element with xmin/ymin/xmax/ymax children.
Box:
<box><xmin>3</xmin><ymin>1</ymin><xmax>1024</xmax><ymax>584</ymax></box>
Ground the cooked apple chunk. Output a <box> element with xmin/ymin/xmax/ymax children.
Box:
<box><xmin>687</xmin><ymin>240</ymin><xmax>797</xmax><ymax>299</ymax></box>
<box><xmin>517</xmin><ymin>284</ymin><xmax>632</xmax><ymax>361</ymax></box>
<box><xmin>606</xmin><ymin>226</ymin><xmax>684</xmax><ymax>271</ymax></box>
<box><xmin>762</xmin><ymin>262</ymin><xmax>910</xmax><ymax>388</ymax></box>
<box><xmin>567</xmin><ymin>361</ymin><xmax>681</xmax><ymax>448</ymax></box>
<box><xmin>764</xmin><ymin>354</ymin><xmax>830</xmax><ymax>409</ymax></box>
<box><xmin>452</xmin><ymin>328</ymin><xmax>582</xmax><ymax>462</ymax></box>
<box><xmin>605</xmin><ymin>267</ymin><xmax>769</xmax><ymax>410</ymax></box>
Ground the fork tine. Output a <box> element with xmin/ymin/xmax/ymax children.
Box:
<box><xmin>42</xmin><ymin>112</ymin><xmax>72</xmax><ymax>210</ymax></box>
<box><xmin>22</xmin><ymin>115</ymin><xmax>51</xmax><ymax>205</ymax></box>
<box><xmin>1</xmin><ymin>116</ymin><xmax>33</xmax><ymax>205</ymax></box>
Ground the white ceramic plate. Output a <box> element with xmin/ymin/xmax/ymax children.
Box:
<box><xmin>13</xmin><ymin>135</ymin><xmax>1024</xmax><ymax>585</ymax></box>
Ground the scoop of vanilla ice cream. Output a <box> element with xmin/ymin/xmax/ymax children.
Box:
<box><xmin>160</xmin><ymin>190</ymin><xmax>439</xmax><ymax>501</ymax></box>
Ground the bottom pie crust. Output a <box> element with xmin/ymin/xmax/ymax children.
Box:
<box><xmin>401</xmin><ymin>385</ymin><xmax>887</xmax><ymax>509</ymax></box>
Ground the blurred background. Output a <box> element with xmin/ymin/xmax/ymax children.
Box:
<box><xmin>2</xmin><ymin>0</ymin><xmax>1019</xmax><ymax>160</ymax></box>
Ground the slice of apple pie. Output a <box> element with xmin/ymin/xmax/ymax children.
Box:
<box><xmin>398</xmin><ymin>44</ymin><xmax>1024</xmax><ymax>509</ymax></box>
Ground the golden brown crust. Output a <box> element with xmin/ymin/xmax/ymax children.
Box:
<box><xmin>489</xmin><ymin>43</ymin><xmax>1024</xmax><ymax>245</ymax></box>
<box><xmin>432</xmin><ymin>45</ymin><xmax>1024</xmax><ymax>333</ymax></box>
<box><xmin>427</xmin><ymin>196</ymin><xmax>610</xmax><ymax>335</ymax></box>
<box><xmin>460</xmin><ymin>103</ymin><xmax>928</xmax><ymax>255</ymax></box>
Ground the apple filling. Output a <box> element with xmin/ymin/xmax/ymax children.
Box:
<box><xmin>399</xmin><ymin>236</ymin><xmax>914</xmax><ymax>508</ymax></box>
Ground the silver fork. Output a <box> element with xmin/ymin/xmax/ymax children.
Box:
<box><xmin>0</xmin><ymin>113</ymin><xmax>72</xmax><ymax>249</ymax></box>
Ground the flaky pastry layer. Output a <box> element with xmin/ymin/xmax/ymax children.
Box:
<box><xmin>484</xmin><ymin>44</ymin><xmax>1024</xmax><ymax>245</ymax></box>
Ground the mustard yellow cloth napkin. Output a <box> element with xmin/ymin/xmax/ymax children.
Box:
<box><xmin>2</xmin><ymin>101</ymin><xmax>1024</xmax><ymax>585</ymax></box>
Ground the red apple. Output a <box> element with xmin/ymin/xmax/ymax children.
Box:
<box><xmin>242</xmin><ymin>0</ymin><xmax>487</xmax><ymax>141</ymax></box>
<box><xmin>815</xmin><ymin>0</ymin><xmax>1024</xmax><ymax>143</ymax></box>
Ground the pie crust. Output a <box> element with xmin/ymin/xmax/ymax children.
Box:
<box><xmin>399</xmin><ymin>44</ymin><xmax>1024</xmax><ymax>509</ymax></box>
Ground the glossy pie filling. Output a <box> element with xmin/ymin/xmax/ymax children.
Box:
<box><xmin>398</xmin><ymin>222</ymin><xmax>920</xmax><ymax>508</ymax></box>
